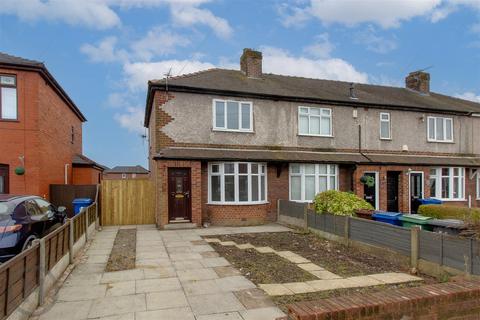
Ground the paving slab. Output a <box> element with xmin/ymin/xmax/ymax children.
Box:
<box><xmin>177</xmin><ymin>268</ymin><xmax>219</xmax><ymax>281</ymax></box>
<box><xmin>344</xmin><ymin>275</ymin><xmax>384</xmax><ymax>288</ymax></box>
<box><xmin>136</xmin><ymin>277</ymin><xmax>181</xmax><ymax>293</ymax></box>
<box><xmin>105</xmin><ymin>281</ymin><xmax>136</xmax><ymax>297</ymax></box>
<box><xmin>201</xmin><ymin>257</ymin><xmax>231</xmax><ymax>268</ymax></box>
<box><xmin>282</xmin><ymin>282</ymin><xmax>316</xmax><ymax>294</ymax></box>
<box><xmin>169</xmin><ymin>252</ymin><xmax>204</xmax><ymax>261</ymax></box>
<box><xmin>204</xmin><ymin>238</ymin><xmax>221</xmax><ymax>243</ymax></box>
<box><xmin>258</xmin><ymin>284</ymin><xmax>294</xmax><ymax>296</ymax></box>
<box><xmin>95</xmin><ymin>313</ymin><xmax>135</xmax><ymax>320</ymax></box>
<box><xmin>135</xmin><ymin>258</ymin><xmax>172</xmax><ymax>268</ymax></box>
<box><xmin>146</xmin><ymin>290</ymin><xmax>189</xmax><ymax>310</ymax></box>
<box><xmin>254</xmin><ymin>246</ymin><xmax>276</xmax><ymax>254</ymax></box>
<box><xmin>310</xmin><ymin>270</ymin><xmax>342</xmax><ymax>280</ymax></box>
<box><xmin>191</xmin><ymin>245</ymin><xmax>215</xmax><ymax>253</ymax></box>
<box><xmin>239</xmin><ymin>307</ymin><xmax>286</xmax><ymax>320</ymax></box>
<box><xmin>182</xmin><ymin>279</ymin><xmax>223</xmax><ymax>296</ymax></box>
<box><xmin>297</xmin><ymin>263</ymin><xmax>324</xmax><ymax>272</ymax></box>
<box><xmin>215</xmin><ymin>276</ymin><xmax>256</xmax><ymax>292</ymax></box>
<box><xmin>219</xmin><ymin>241</ymin><xmax>236</xmax><ymax>246</ymax></box>
<box><xmin>56</xmin><ymin>284</ymin><xmax>107</xmax><ymax>301</ymax></box>
<box><xmin>88</xmin><ymin>294</ymin><xmax>146</xmax><ymax>318</ymax></box>
<box><xmin>368</xmin><ymin>272</ymin><xmax>423</xmax><ymax>284</ymax></box>
<box><xmin>233</xmin><ymin>288</ymin><xmax>276</xmax><ymax>309</ymax></box>
<box><xmin>187</xmin><ymin>292</ymin><xmax>245</xmax><ymax>316</ymax></box>
<box><xmin>201</xmin><ymin>251</ymin><xmax>220</xmax><ymax>258</ymax></box>
<box><xmin>213</xmin><ymin>266</ymin><xmax>241</xmax><ymax>278</ymax></box>
<box><xmin>136</xmin><ymin>251</ymin><xmax>169</xmax><ymax>259</ymax></box>
<box><xmin>64</xmin><ymin>273</ymin><xmax>102</xmax><ymax>287</ymax></box>
<box><xmin>135</xmin><ymin>307</ymin><xmax>195</xmax><ymax>320</ymax></box>
<box><xmin>38</xmin><ymin>301</ymin><xmax>93</xmax><ymax>320</ymax></box>
<box><xmin>101</xmin><ymin>269</ymin><xmax>145</xmax><ymax>283</ymax></box>
<box><xmin>235</xmin><ymin>243</ymin><xmax>255</xmax><ymax>250</ymax></box>
<box><xmin>196</xmin><ymin>312</ymin><xmax>243</xmax><ymax>320</ymax></box>
<box><xmin>173</xmin><ymin>259</ymin><xmax>205</xmax><ymax>270</ymax></box>
<box><xmin>143</xmin><ymin>266</ymin><xmax>176</xmax><ymax>279</ymax></box>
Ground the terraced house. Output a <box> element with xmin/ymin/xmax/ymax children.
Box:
<box><xmin>144</xmin><ymin>48</ymin><xmax>480</xmax><ymax>229</ymax></box>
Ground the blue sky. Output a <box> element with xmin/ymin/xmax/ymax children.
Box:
<box><xmin>1</xmin><ymin>0</ymin><xmax>479</xmax><ymax>168</ymax></box>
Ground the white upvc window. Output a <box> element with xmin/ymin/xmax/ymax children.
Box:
<box><xmin>429</xmin><ymin>167</ymin><xmax>465</xmax><ymax>200</ymax></box>
<box><xmin>476</xmin><ymin>170</ymin><xmax>480</xmax><ymax>200</ymax></box>
<box><xmin>379</xmin><ymin>112</ymin><xmax>391</xmax><ymax>140</ymax></box>
<box><xmin>289</xmin><ymin>163</ymin><xmax>338</xmax><ymax>202</ymax></box>
<box><xmin>213</xmin><ymin>99</ymin><xmax>253</xmax><ymax>132</ymax></box>
<box><xmin>427</xmin><ymin>116</ymin><xmax>453</xmax><ymax>142</ymax></box>
<box><xmin>298</xmin><ymin>106</ymin><xmax>332</xmax><ymax>136</ymax></box>
<box><xmin>0</xmin><ymin>75</ymin><xmax>17</xmax><ymax>120</ymax></box>
<box><xmin>208</xmin><ymin>162</ymin><xmax>267</xmax><ymax>204</ymax></box>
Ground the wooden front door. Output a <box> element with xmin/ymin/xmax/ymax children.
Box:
<box><xmin>387</xmin><ymin>171</ymin><xmax>400</xmax><ymax>212</ymax></box>
<box><xmin>168</xmin><ymin>168</ymin><xmax>191</xmax><ymax>221</ymax></box>
<box><xmin>0</xmin><ymin>165</ymin><xmax>9</xmax><ymax>194</ymax></box>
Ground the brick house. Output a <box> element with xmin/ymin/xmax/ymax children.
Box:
<box><xmin>103</xmin><ymin>166</ymin><xmax>150</xmax><ymax>180</ymax></box>
<box><xmin>0</xmin><ymin>53</ymin><xmax>99</xmax><ymax>198</ymax></box>
<box><xmin>144</xmin><ymin>48</ymin><xmax>480</xmax><ymax>229</ymax></box>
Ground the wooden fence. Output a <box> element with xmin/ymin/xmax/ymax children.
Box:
<box><xmin>101</xmin><ymin>179</ymin><xmax>155</xmax><ymax>226</ymax></box>
<box><xmin>0</xmin><ymin>203</ymin><xmax>97</xmax><ymax>320</ymax></box>
<box><xmin>50</xmin><ymin>184</ymin><xmax>98</xmax><ymax>217</ymax></box>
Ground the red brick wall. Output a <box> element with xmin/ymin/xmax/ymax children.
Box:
<box><xmin>156</xmin><ymin>160</ymin><xmax>202</xmax><ymax>228</ymax></box>
<box><xmin>72</xmin><ymin>167</ymin><xmax>102</xmax><ymax>185</ymax></box>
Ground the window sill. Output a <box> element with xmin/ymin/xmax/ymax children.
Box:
<box><xmin>380</xmin><ymin>138</ymin><xmax>392</xmax><ymax>141</ymax></box>
<box><xmin>207</xmin><ymin>201</ymin><xmax>269</xmax><ymax>206</ymax></box>
<box><xmin>0</xmin><ymin>119</ymin><xmax>19</xmax><ymax>122</ymax></box>
<box><xmin>212</xmin><ymin>128</ymin><xmax>254</xmax><ymax>134</ymax></box>
<box><xmin>290</xmin><ymin>199</ymin><xmax>313</xmax><ymax>203</ymax></box>
<box><xmin>427</xmin><ymin>140</ymin><xmax>455</xmax><ymax>144</ymax></box>
<box><xmin>298</xmin><ymin>134</ymin><xmax>334</xmax><ymax>138</ymax></box>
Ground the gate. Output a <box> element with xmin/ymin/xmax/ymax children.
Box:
<box><xmin>101</xmin><ymin>179</ymin><xmax>156</xmax><ymax>225</ymax></box>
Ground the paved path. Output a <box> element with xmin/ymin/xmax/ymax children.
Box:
<box><xmin>30</xmin><ymin>224</ymin><xmax>290</xmax><ymax>320</ymax></box>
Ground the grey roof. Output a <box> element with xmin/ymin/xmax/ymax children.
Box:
<box><xmin>0</xmin><ymin>52</ymin><xmax>86</xmax><ymax>122</ymax></box>
<box><xmin>145</xmin><ymin>69</ymin><xmax>480</xmax><ymax>125</ymax></box>
<box><xmin>105</xmin><ymin>166</ymin><xmax>149</xmax><ymax>174</ymax></box>
<box><xmin>156</xmin><ymin>147</ymin><xmax>480</xmax><ymax>167</ymax></box>
<box><xmin>72</xmin><ymin>154</ymin><xmax>108</xmax><ymax>171</ymax></box>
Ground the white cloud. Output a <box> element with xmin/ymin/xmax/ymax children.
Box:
<box><xmin>0</xmin><ymin>0</ymin><xmax>232</xmax><ymax>37</ymax></box>
<box><xmin>130</xmin><ymin>28</ymin><xmax>190</xmax><ymax>61</ymax></box>
<box><xmin>114</xmin><ymin>107</ymin><xmax>146</xmax><ymax>134</ymax></box>
<box><xmin>355</xmin><ymin>26</ymin><xmax>397</xmax><ymax>54</ymax></box>
<box><xmin>262</xmin><ymin>46</ymin><xmax>368</xmax><ymax>83</ymax></box>
<box><xmin>303</xmin><ymin>33</ymin><xmax>334</xmax><ymax>58</ymax></box>
<box><xmin>169</xmin><ymin>4</ymin><xmax>233</xmax><ymax>38</ymax></box>
<box><xmin>123</xmin><ymin>59</ymin><xmax>216</xmax><ymax>91</ymax></box>
<box><xmin>455</xmin><ymin>92</ymin><xmax>480</xmax><ymax>103</ymax></box>
<box><xmin>282</xmin><ymin>0</ymin><xmax>443</xmax><ymax>28</ymax></box>
<box><xmin>81</xmin><ymin>37</ymin><xmax>129</xmax><ymax>63</ymax></box>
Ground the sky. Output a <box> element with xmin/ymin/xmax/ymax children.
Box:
<box><xmin>1</xmin><ymin>0</ymin><xmax>480</xmax><ymax>169</ymax></box>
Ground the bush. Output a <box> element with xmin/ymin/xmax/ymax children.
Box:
<box><xmin>313</xmin><ymin>190</ymin><xmax>374</xmax><ymax>216</ymax></box>
<box><xmin>418</xmin><ymin>204</ymin><xmax>480</xmax><ymax>223</ymax></box>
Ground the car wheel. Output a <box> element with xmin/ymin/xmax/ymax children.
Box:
<box><xmin>21</xmin><ymin>235</ymin><xmax>38</xmax><ymax>252</ymax></box>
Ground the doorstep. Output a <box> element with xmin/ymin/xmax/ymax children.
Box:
<box><xmin>164</xmin><ymin>222</ymin><xmax>198</xmax><ymax>230</ymax></box>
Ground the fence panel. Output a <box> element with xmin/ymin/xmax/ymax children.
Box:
<box><xmin>472</xmin><ymin>240</ymin><xmax>480</xmax><ymax>275</ymax></box>
<box><xmin>101</xmin><ymin>179</ymin><xmax>155</xmax><ymax>225</ymax></box>
<box><xmin>333</xmin><ymin>215</ymin><xmax>346</xmax><ymax>236</ymax></box>
<box><xmin>350</xmin><ymin>218</ymin><xmax>411</xmax><ymax>255</ymax></box>
<box><xmin>73</xmin><ymin>210</ymin><xmax>87</xmax><ymax>242</ymax></box>
<box><xmin>0</xmin><ymin>244</ymin><xmax>39</xmax><ymax>320</ymax></box>
<box><xmin>44</xmin><ymin>223</ymin><xmax>70</xmax><ymax>272</ymax></box>
<box><xmin>419</xmin><ymin>230</ymin><xmax>442</xmax><ymax>265</ymax></box>
<box><xmin>50</xmin><ymin>184</ymin><xmax>98</xmax><ymax>217</ymax></box>
<box><xmin>442</xmin><ymin>235</ymin><xmax>472</xmax><ymax>272</ymax></box>
<box><xmin>278</xmin><ymin>200</ymin><xmax>305</xmax><ymax>219</ymax></box>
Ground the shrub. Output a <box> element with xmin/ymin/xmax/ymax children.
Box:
<box><xmin>313</xmin><ymin>190</ymin><xmax>374</xmax><ymax>216</ymax></box>
<box><xmin>418</xmin><ymin>204</ymin><xmax>480</xmax><ymax>223</ymax></box>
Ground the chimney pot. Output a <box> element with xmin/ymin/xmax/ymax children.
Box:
<box><xmin>405</xmin><ymin>71</ymin><xmax>430</xmax><ymax>94</ymax></box>
<box><xmin>240</xmin><ymin>48</ymin><xmax>262</xmax><ymax>78</ymax></box>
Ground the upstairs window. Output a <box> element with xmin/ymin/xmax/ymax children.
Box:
<box><xmin>429</xmin><ymin>167</ymin><xmax>464</xmax><ymax>200</ymax></box>
<box><xmin>298</xmin><ymin>106</ymin><xmax>332</xmax><ymax>136</ymax></box>
<box><xmin>0</xmin><ymin>75</ymin><xmax>17</xmax><ymax>120</ymax></box>
<box><xmin>379</xmin><ymin>112</ymin><xmax>391</xmax><ymax>140</ymax></box>
<box><xmin>427</xmin><ymin>116</ymin><xmax>453</xmax><ymax>142</ymax></box>
<box><xmin>213</xmin><ymin>99</ymin><xmax>252</xmax><ymax>132</ymax></box>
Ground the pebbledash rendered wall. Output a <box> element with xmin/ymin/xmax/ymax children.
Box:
<box><xmin>278</xmin><ymin>199</ymin><xmax>480</xmax><ymax>277</ymax></box>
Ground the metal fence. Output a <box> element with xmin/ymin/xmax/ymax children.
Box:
<box><xmin>278</xmin><ymin>199</ymin><xmax>480</xmax><ymax>276</ymax></box>
<box><xmin>0</xmin><ymin>202</ymin><xmax>97</xmax><ymax>320</ymax></box>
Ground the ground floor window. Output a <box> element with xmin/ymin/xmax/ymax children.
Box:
<box><xmin>208</xmin><ymin>162</ymin><xmax>267</xmax><ymax>204</ymax></box>
<box><xmin>289</xmin><ymin>163</ymin><xmax>338</xmax><ymax>202</ymax></box>
<box><xmin>476</xmin><ymin>169</ymin><xmax>480</xmax><ymax>199</ymax></box>
<box><xmin>429</xmin><ymin>167</ymin><xmax>465</xmax><ymax>200</ymax></box>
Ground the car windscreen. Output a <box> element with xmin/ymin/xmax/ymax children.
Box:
<box><xmin>0</xmin><ymin>203</ymin><xmax>12</xmax><ymax>216</ymax></box>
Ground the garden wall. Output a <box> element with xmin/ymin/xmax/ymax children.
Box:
<box><xmin>278</xmin><ymin>199</ymin><xmax>480</xmax><ymax>277</ymax></box>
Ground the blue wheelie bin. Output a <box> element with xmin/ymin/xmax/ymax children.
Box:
<box><xmin>72</xmin><ymin>198</ymin><xmax>93</xmax><ymax>215</ymax></box>
<box><xmin>372</xmin><ymin>212</ymin><xmax>403</xmax><ymax>226</ymax></box>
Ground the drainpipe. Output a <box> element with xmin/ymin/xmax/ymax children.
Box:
<box><xmin>64</xmin><ymin>164</ymin><xmax>69</xmax><ymax>184</ymax></box>
<box><xmin>358</xmin><ymin>124</ymin><xmax>372</xmax><ymax>162</ymax></box>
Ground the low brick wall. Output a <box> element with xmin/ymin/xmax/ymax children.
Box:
<box><xmin>207</xmin><ymin>203</ymin><xmax>269</xmax><ymax>226</ymax></box>
<box><xmin>286</xmin><ymin>281</ymin><xmax>480</xmax><ymax>320</ymax></box>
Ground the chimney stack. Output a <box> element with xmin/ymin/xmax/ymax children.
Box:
<box><xmin>240</xmin><ymin>48</ymin><xmax>262</xmax><ymax>78</ymax></box>
<box><xmin>405</xmin><ymin>71</ymin><xmax>430</xmax><ymax>94</ymax></box>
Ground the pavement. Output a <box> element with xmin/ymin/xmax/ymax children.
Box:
<box><xmin>30</xmin><ymin>224</ymin><xmax>290</xmax><ymax>320</ymax></box>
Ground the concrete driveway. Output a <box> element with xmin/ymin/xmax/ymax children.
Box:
<box><xmin>30</xmin><ymin>224</ymin><xmax>290</xmax><ymax>320</ymax></box>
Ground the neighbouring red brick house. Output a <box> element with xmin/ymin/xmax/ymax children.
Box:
<box><xmin>0</xmin><ymin>53</ymin><xmax>100</xmax><ymax>199</ymax></box>
<box><xmin>144</xmin><ymin>48</ymin><xmax>480</xmax><ymax>229</ymax></box>
<box><xmin>103</xmin><ymin>165</ymin><xmax>150</xmax><ymax>180</ymax></box>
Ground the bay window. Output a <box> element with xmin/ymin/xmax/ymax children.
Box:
<box><xmin>208</xmin><ymin>162</ymin><xmax>267</xmax><ymax>204</ymax></box>
<box><xmin>0</xmin><ymin>75</ymin><xmax>17</xmax><ymax>120</ymax></box>
<box><xmin>429</xmin><ymin>167</ymin><xmax>464</xmax><ymax>200</ymax></box>
<box><xmin>213</xmin><ymin>99</ymin><xmax>252</xmax><ymax>132</ymax></box>
<box><xmin>290</xmin><ymin>163</ymin><xmax>338</xmax><ymax>202</ymax></box>
<box><xmin>427</xmin><ymin>116</ymin><xmax>453</xmax><ymax>142</ymax></box>
<box><xmin>298</xmin><ymin>106</ymin><xmax>332</xmax><ymax>136</ymax></box>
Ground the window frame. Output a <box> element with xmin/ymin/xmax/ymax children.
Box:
<box><xmin>297</xmin><ymin>106</ymin><xmax>333</xmax><ymax>137</ymax></box>
<box><xmin>0</xmin><ymin>74</ymin><xmax>18</xmax><ymax>121</ymax></box>
<box><xmin>289</xmin><ymin>163</ymin><xmax>339</xmax><ymax>203</ymax></box>
<box><xmin>208</xmin><ymin>162</ymin><xmax>267</xmax><ymax>205</ymax></box>
<box><xmin>427</xmin><ymin>116</ymin><xmax>454</xmax><ymax>143</ymax></box>
<box><xmin>212</xmin><ymin>99</ymin><xmax>253</xmax><ymax>133</ymax></box>
<box><xmin>429</xmin><ymin>167</ymin><xmax>465</xmax><ymax>201</ymax></box>
<box><xmin>379</xmin><ymin>112</ymin><xmax>392</xmax><ymax>140</ymax></box>
<box><xmin>476</xmin><ymin>169</ymin><xmax>480</xmax><ymax>200</ymax></box>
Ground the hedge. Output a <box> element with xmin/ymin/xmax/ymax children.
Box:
<box><xmin>418</xmin><ymin>204</ymin><xmax>480</xmax><ymax>223</ymax></box>
<box><xmin>313</xmin><ymin>190</ymin><xmax>373</xmax><ymax>216</ymax></box>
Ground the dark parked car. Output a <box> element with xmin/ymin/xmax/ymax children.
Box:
<box><xmin>0</xmin><ymin>195</ymin><xmax>67</xmax><ymax>262</ymax></box>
